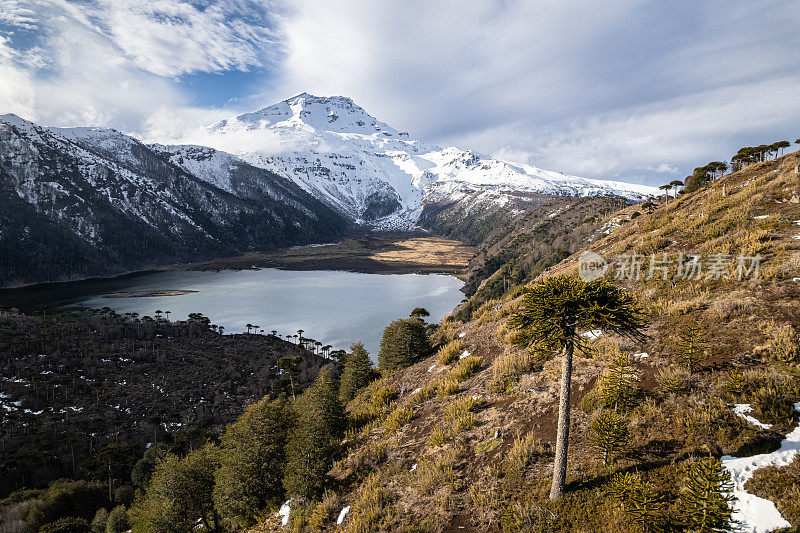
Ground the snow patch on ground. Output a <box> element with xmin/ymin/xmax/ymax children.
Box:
<box><xmin>458</xmin><ymin>332</ymin><xmax>466</xmax><ymax>338</ymax></box>
<box><xmin>427</xmin><ymin>364</ymin><xmax>436</xmax><ymax>373</ymax></box>
<box><xmin>276</xmin><ymin>499</ymin><xmax>292</xmax><ymax>526</ymax></box>
<box><xmin>582</xmin><ymin>330</ymin><xmax>603</xmax><ymax>340</ymax></box>
<box><xmin>752</xmin><ymin>215</ymin><xmax>770</xmax><ymax>219</ymax></box>
<box><xmin>722</xmin><ymin>403</ymin><xmax>800</xmax><ymax>532</ymax></box>
<box><xmin>459</xmin><ymin>350</ymin><xmax>471</xmax><ymax>359</ymax></box>
<box><xmin>733</xmin><ymin>404</ymin><xmax>773</xmax><ymax>430</ymax></box>
<box><xmin>337</xmin><ymin>506</ymin><xmax>350</xmax><ymax>525</ymax></box>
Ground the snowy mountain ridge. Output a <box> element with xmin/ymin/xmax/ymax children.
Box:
<box><xmin>173</xmin><ymin>93</ymin><xmax>658</xmax><ymax>229</ymax></box>
<box><xmin>0</xmin><ymin>112</ymin><xmax>347</xmax><ymax>287</ymax></box>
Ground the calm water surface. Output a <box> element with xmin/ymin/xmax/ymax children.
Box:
<box><xmin>1</xmin><ymin>269</ymin><xmax>464</xmax><ymax>358</ymax></box>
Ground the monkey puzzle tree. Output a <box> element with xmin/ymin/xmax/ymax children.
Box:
<box><xmin>669</xmin><ymin>179</ymin><xmax>684</xmax><ymax>197</ymax></box>
<box><xmin>508</xmin><ymin>275</ymin><xmax>646</xmax><ymax>500</ymax></box>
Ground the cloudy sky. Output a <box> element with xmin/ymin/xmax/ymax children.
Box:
<box><xmin>2</xmin><ymin>0</ymin><xmax>799</xmax><ymax>185</ymax></box>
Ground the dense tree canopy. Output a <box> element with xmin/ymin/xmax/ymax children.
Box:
<box><xmin>339</xmin><ymin>342</ymin><xmax>374</xmax><ymax>404</ymax></box>
<box><xmin>131</xmin><ymin>444</ymin><xmax>220</xmax><ymax>533</ymax></box>
<box><xmin>213</xmin><ymin>396</ymin><xmax>292</xmax><ymax>530</ymax></box>
<box><xmin>378</xmin><ymin>313</ymin><xmax>431</xmax><ymax>373</ymax></box>
<box><xmin>283</xmin><ymin>369</ymin><xmax>344</xmax><ymax>499</ymax></box>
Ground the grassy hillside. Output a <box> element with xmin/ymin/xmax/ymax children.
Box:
<box><xmin>253</xmin><ymin>152</ymin><xmax>800</xmax><ymax>531</ymax></box>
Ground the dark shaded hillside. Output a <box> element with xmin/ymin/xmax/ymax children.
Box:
<box><xmin>0</xmin><ymin>116</ymin><xmax>349</xmax><ymax>288</ymax></box>
<box><xmin>422</xmin><ymin>192</ymin><xmax>630</xmax><ymax>321</ymax></box>
<box><xmin>0</xmin><ymin>308</ymin><xmax>331</xmax><ymax>497</ymax></box>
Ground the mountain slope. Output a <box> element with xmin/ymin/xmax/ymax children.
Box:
<box><xmin>0</xmin><ymin>114</ymin><xmax>348</xmax><ymax>287</ymax></box>
<box><xmin>190</xmin><ymin>93</ymin><xmax>658</xmax><ymax>228</ymax></box>
<box><xmin>251</xmin><ymin>150</ymin><xmax>800</xmax><ymax>531</ymax></box>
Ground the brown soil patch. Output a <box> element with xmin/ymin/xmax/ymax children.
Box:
<box><xmin>189</xmin><ymin>234</ymin><xmax>476</xmax><ymax>276</ymax></box>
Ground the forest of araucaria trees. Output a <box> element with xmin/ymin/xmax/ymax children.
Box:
<box><xmin>0</xmin><ymin>305</ymin><xmax>435</xmax><ymax>532</ymax></box>
<box><xmin>0</xmin><ymin>305</ymin><xmax>343</xmax><ymax>525</ymax></box>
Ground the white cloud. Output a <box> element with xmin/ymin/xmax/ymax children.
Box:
<box><xmin>0</xmin><ymin>0</ymin><xmax>278</xmax><ymax>130</ymax></box>
<box><xmin>77</xmin><ymin>0</ymin><xmax>278</xmax><ymax>77</ymax></box>
<box><xmin>647</xmin><ymin>164</ymin><xmax>680</xmax><ymax>174</ymax></box>
<box><xmin>264</xmin><ymin>0</ymin><xmax>800</xmax><ymax>183</ymax></box>
<box><xmin>2</xmin><ymin>0</ymin><xmax>800</xmax><ymax>185</ymax></box>
<box><xmin>0</xmin><ymin>36</ymin><xmax>36</xmax><ymax>119</ymax></box>
<box><xmin>0</xmin><ymin>1</ymin><xmax>39</xmax><ymax>30</ymax></box>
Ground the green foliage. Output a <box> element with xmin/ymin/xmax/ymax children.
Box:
<box><xmin>598</xmin><ymin>350</ymin><xmax>640</xmax><ymax>411</ymax></box>
<box><xmin>675</xmin><ymin>319</ymin><xmax>708</xmax><ymax>373</ymax></box>
<box><xmin>384</xmin><ymin>405</ymin><xmax>414</xmax><ymax>434</ymax></box>
<box><xmin>283</xmin><ymin>369</ymin><xmax>344</xmax><ymax>499</ymax></box>
<box><xmin>628</xmin><ymin>481</ymin><xmax>665</xmax><ymax>532</ymax></box>
<box><xmin>277</xmin><ymin>354</ymin><xmax>303</xmax><ymax>398</ymax></box>
<box><xmin>378</xmin><ymin>315</ymin><xmax>431</xmax><ymax>373</ymax></box>
<box><xmin>212</xmin><ymin>396</ymin><xmax>292</xmax><ymax>530</ymax></box>
<box><xmin>410</xmin><ymin>307</ymin><xmax>430</xmax><ymax>319</ymax></box>
<box><xmin>339</xmin><ymin>342</ymin><xmax>374</xmax><ymax>405</ymax></box>
<box><xmin>607</xmin><ymin>472</ymin><xmax>665</xmax><ymax>532</ymax></box>
<box><xmin>656</xmin><ymin>366</ymin><xmax>693</xmax><ymax>394</ymax></box>
<box><xmin>39</xmin><ymin>517</ymin><xmax>91</xmax><ymax>533</ymax></box>
<box><xmin>307</xmin><ymin>490</ymin><xmax>338</xmax><ymax>531</ymax></box>
<box><xmin>606</xmin><ymin>471</ymin><xmax>638</xmax><ymax>503</ymax></box>
<box><xmin>83</xmin><ymin>444</ymin><xmax>138</xmax><ymax>500</ymax></box>
<box><xmin>761</xmin><ymin>322</ymin><xmax>800</xmax><ymax>365</ymax></box>
<box><xmin>130</xmin><ymin>444</ymin><xmax>220</xmax><ymax>533</ymax></box>
<box><xmin>751</xmin><ymin>383</ymin><xmax>798</xmax><ymax>426</ymax></box>
<box><xmin>113</xmin><ymin>485</ymin><xmax>134</xmax><ymax>507</ymax></box>
<box><xmin>508</xmin><ymin>275</ymin><xmax>646</xmax><ymax>353</ymax></box>
<box><xmin>90</xmin><ymin>508</ymin><xmax>108</xmax><ymax>533</ymax></box>
<box><xmin>589</xmin><ymin>410</ymin><xmax>629</xmax><ymax>465</ymax></box>
<box><xmin>105</xmin><ymin>506</ymin><xmax>129</xmax><ymax>533</ymax></box>
<box><xmin>447</xmin><ymin>355</ymin><xmax>483</xmax><ymax>382</ymax></box>
<box><xmin>23</xmin><ymin>480</ymin><xmax>106</xmax><ymax>531</ymax></box>
<box><xmin>680</xmin><ymin>457</ymin><xmax>735</xmax><ymax>533</ymax></box>
<box><xmin>131</xmin><ymin>444</ymin><xmax>167</xmax><ymax>491</ymax></box>
<box><xmin>722</xmin><ymin>367</ymin><xmax>746</xmax><ymax>398</ymax></box>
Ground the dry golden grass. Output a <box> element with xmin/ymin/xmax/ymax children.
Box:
<box><xmin>436</xmin><ymin>338</ymin><xmax>463</xmax><ymax>365</ymax></box>
<box><xmin>383</xmin><ymin>405</ymin><xmax>414</xmax><ymax>434</ymax></box>
<box><xmin>502</xmin><ymin>431</ymin><xmax>547</xmax><ymax>479</ymax></box>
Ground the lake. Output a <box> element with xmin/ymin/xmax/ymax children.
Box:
<box><xmin>0</xmin><ymin>268</ymin><xmax>464</xmax><ymax>359</ymax></box>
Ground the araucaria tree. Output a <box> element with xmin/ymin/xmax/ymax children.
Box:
<box><xmin>378</xmin><ymin>312</ymin><xmax>431</xmax><ymax>373</ymax></box>
<box><xmin>339</xmin><ymin>342</ymin><xmax>373</xmax><ymax>404</ymax></box>
<box><xmin>131</xmin><ymin>443</ymin><xmax>220</xmax><ymax>533</ymax></box>
<box><xmin>681</xmin><ymin>457</ymin><xmax>735</xmax><ymax>532</ymax></box>
<box><xmin>599</xmin><ymin>349</ymin><xmax>640</xmax><ymax>411</ymax></box>
<box><xmin>212</xmin><ymin>396</ymin><xmax>292</xmax><ymax>530</ymax></box>
<box><xmin>508</xmin><ymin>275</ymin><xmax>645</xmax><ymax>500</ymax></box>
<box><xmin>283</xmin><ymin>369</ymin><xmax>344</xmax><ymax>499</ymax></box>
<box><xmin>675</xmin><ymin>319</ymin><xmax>707</xmax><ymax>373</ymax></box>
<box><xmin>589</xmin><ymin>410</ymin><xmax>629</xmax><ymax>465</ymax></box>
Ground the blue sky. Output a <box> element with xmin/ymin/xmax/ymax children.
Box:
<box><xmin>2</xmin><ymin>0</ymin><xmax>799</xmax><ymax>185</ymax></box>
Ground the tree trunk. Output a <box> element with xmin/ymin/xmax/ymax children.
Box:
<box><xmin>550</xmin><ymin>342</ymin><xmax>574</xmax><ymax>500</ymax></box>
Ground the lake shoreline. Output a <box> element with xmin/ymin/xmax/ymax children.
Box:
<box><xmin>0</xmin><ymin>235</ymin><xmax>473</xmax><ymax>312</ymax></box>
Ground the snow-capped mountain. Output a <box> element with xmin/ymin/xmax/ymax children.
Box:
<box><xmin>180</xmin><ymin>93</ymin><xmax>657</xmax><ymax>229</ymax></box>
<box><xmin>0</xmin><ymin>113</ymin><xmax>347</xmax><ymax>287</ymax></box>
